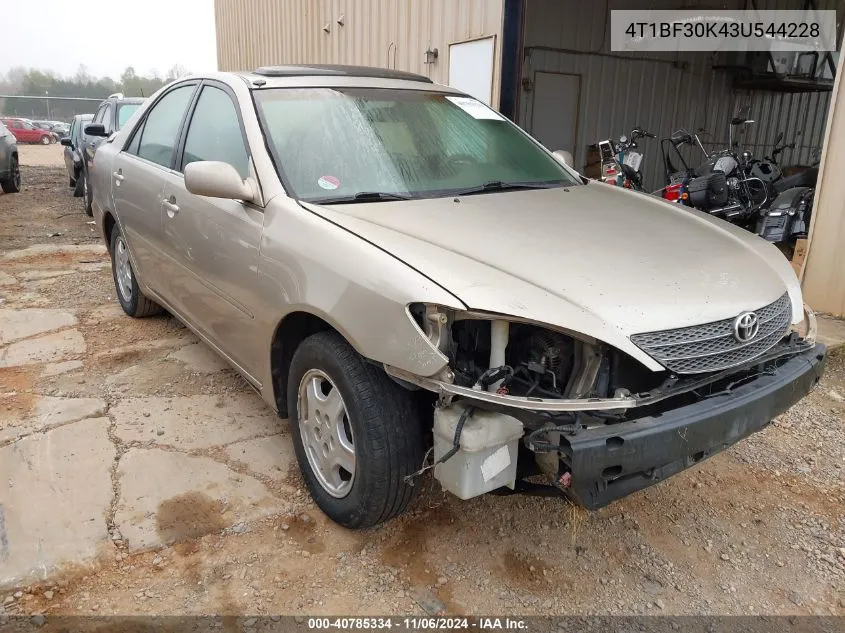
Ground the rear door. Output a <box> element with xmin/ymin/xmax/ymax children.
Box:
<box><xmin>157</xmin><ymin>81</ymin><xmax>264</xmax><ymax>377</ymax></box>
<box><xmin>111</xmin><ymin>83</ymin><xmax>198</xmax><ymax>291</ymax></box>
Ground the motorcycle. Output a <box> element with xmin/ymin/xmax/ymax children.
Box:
<box><xmin>597</xmin><ymin>127</ymin><xmax>656</xmax><ymax>191</ymax></box>
<box><xmin>661</xmin><ymin>114</ymin><xmax>768</xmax><ymax>230</ymax></box>
<box><xmin>755</xmin><ymin>133</ymin><xmax>819</xmax><ymax>259</ymax></box>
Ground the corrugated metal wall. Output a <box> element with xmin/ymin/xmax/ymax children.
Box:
<box><xmin>214</xmin><ymin>0</ymin><xmax>505</xmax><ymax>104</ymax></box>
<box><xmin>519</xmin><ymin>0</ymin><xmax>838</xmax><ymax>191</ymax></box>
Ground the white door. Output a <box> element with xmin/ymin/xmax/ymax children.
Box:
<box><xmin>448</xmin><ymin>37</ymin><xmax>496</xmax><ymax>105</ymax></box>
<box><xmin>531</xmin><ymin>72</ymin><xmax>581</xmax><ymax>156</ymax></box>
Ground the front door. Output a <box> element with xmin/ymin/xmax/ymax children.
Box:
<box><xmin>158</xmin><ymin>82</ymin><xmax>264</xmax><ymax>379</ymax></box>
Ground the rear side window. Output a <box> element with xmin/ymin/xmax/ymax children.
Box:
<box><xmin>182</xmin><ymin>86</ymin><xmax>249</xmax><ymax>178</ymax></box>
<box><xmin>117</xmin><ymin>103</ymin><xmax>140</xmax><ymax>130</ymax></box>
<box><xmin>132</xmin><ymin>85</ymin><xmax>195</xmax><ymax>168</ymax></box>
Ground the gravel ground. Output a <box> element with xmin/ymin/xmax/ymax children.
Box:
<box><xmin>0</xmin><ymin>153</ymin><xmax>843</xmax><ymax>619</ymax></box>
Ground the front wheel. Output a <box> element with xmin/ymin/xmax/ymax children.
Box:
<box><xmin>287</xmin><ymin>331</ymin><xmax>424</xmax><ymax>528</ymax></box>
<box><xmin>40</xmin><ymin>135</ymin><xmax>50</xmax><ymax>145</ymax></box>
<box><xmin>0</xmin><ymin>156</ymin><xmax>21</xmax><ymax>194</ymax></box>
<box><xmin>109</xmin><ymin>224</ymin><xmax>163</xmax><ymax>318</ymax></box>
<box><xmin>82</xmin><ymin>170</ymin><xmax>93</xmax><ymax>216</ymax></box>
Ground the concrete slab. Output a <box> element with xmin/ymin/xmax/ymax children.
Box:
<box><xmin>76</xmin><ymin>262</ymin><xmax>111</xmax><ymax>273</ymax></box>
<box><xmin>0</xmin><ymin>271</ymin><xmax>16</xmax><ymax>287</ymax></box>
<box><xmin>114</xmin><ymin>448</ymin><xmax>282</xmax><ymax>552</ymax></box>
<box><xmin>816</xmin><ymin>314</ymin><xmax>845</xmax><ymax>351</ymax></box>
<box><xmin>0</xmin><ymin>395</ymin><xmax>107</xmax><ymax>443</ymax></box>
<box><xmin>223</xmin><ymin>434</ymin><xmax>295</xmax><ymax>483</ymax></box>
<box><xmin>0</xmin><ymin>309</ymin><xmax>77</xmax><ymax>345</ymax></box>
<box><xmin>111</xmin><ymin>393</ymin><xmax>281</xmax><ymax>451</ymax></box>
<box><xmin>166</xmin><ymin>343</ymin><xmax>228</xmax><ymax>374</ymax></box>
<box><xmin>1</xmin><ymin>244</ymin><xmax>107</xmax><ymax>261</ymax></box>
<box><xmin>0</xmin><ymin>417</ymin><xmax>115</xmax><ymax>588</ymax></box>
<box><xmin>0</xmin><ymin>329</ymin><xmax>85</xmax><ymax>368</ymax></box>
<box><xmin>16</xmin><ymin>270</ymin><xmax>75</xmax><ymax>282</ymax></box>
<box><xmin>41</xmin><ymin>360</ymin><xmax>84</xmax><ymax>378</ymax></box>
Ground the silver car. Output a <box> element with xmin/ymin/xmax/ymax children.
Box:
<box><xmin>90</xmin><ymin>66</ymin><xmax>824</xmax><ymax>528</ymax></box>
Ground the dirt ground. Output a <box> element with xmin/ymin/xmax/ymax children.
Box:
<box><xmin>0</xmin><ymin>145</ymin><xmax>843</xmax><ymax>619</ymax></box>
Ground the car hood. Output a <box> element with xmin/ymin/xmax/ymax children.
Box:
<box><xmin>302</xmin><ymin>184</ymin><xmax>802</xmax><ymax>371</ymax></box>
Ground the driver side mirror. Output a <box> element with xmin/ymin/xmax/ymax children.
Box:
<box><xmin>185</xmin><ymin>161</ymin><xmax>255</xmax><ymax>202</ymax></box>
<box><xmin>84</xmin><ymin>123</ymin><xmax>109</xmax><ymax>137</ymax></box>
<box><xmin>60</xmin><ymin>137</ymin><xmax>72</xmax><ymax>147</ymax></box>
<box><xmin>552</xmin><ymin>150</ymin><xmax>574</xmax><ymax>168</ymax></box>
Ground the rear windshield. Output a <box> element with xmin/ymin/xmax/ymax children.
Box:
<box><xmin>117</xmin><ymin>103</ymin><xmax>141</xmax><ymax>129</ymax></box>
<box><xmin>253</xmin><ymin>88</ymin><xmax>578</xmax><ymax>202</ymax></box>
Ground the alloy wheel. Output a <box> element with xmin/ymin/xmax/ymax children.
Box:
<box><xmin>297</xmin><ymin>369</ymin><xmax>356</xmax><ymax>498</ymax></box>
<box><xmin>114</xmin><ymin>235</ymin><xmax>133</xmax><ymax>303</ymax></box>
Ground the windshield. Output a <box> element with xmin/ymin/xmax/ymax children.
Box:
<box><xmin>253</xmin><ymin>88</ymin><xmax>579</xmax><ymax>202</ymax></box>
<box><xmin>117</xmin><ymin>103</ymin><xmax>140</xmax><ymax>129</ymax></box>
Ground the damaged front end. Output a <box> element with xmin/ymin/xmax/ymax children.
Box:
<box><xmin>388</xmin><ymin>302</ymin><xmax>825</xmax><ymax>509</ymax></box>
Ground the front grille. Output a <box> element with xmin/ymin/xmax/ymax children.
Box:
<box><xmin>630</xmin><ymin>293</ymin><xmax>792</xmax><ymax>374</ymax></box>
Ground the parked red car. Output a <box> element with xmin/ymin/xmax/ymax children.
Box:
<box><xmin>0</xmin><ymin>118</ymin><xmax>56</xmax><ymax>144</ymax></box>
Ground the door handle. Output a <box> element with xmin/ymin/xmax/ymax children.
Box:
<box><xmin>162</xmin><ymin>198</ymin><xmax>180</xmax><ymax>215</ymax></box>
<box><xmin>112</xmin><ymin>170</ymin><xmax>124</xmax><ymax>182</ymax></box>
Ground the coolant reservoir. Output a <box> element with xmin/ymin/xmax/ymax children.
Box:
<box><xmin>433</xmin><ymin>402</ymin><xmax>523</xmax><ymax>500</ymax></box>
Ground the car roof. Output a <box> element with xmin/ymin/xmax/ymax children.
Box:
<box><xmin>184</xmin><ymin>65</ymin><xmax>460</xmax><ymax>93</ymax></box>
<box><xmin>101</xmin><ymin>96</ymin><xmax>145</xmax><ymax>105</ymax></box>
<box><xmin>251</xmin><ymin>64</ymin><xmax>432</xmax><ymax>83</ymax></box>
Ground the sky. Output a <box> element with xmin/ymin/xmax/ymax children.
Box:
<box><xmin>1</xmin><ymin>0</ymin><xmax>217</xmax><ymax>79</ymax></box>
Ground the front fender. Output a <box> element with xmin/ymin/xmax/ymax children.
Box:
<box><xmin>254</xmin><ymin>197</ymin><xmax>467</xmax><ymax>396</ymax></box>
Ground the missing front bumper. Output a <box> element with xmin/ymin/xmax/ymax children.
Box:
<box><xmin>563</xmin><ymin>343</ymin><xmax>825</xmax><ymax>509</ymax></box>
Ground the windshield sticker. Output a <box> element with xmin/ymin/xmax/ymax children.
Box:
<box><xmin>317</xmin><ymin>175</ymin><xmax>340</xmax><ymax>190</ymax></box>
<box><xmin>445</xmin><ymin>96</ymin><xmax>506</xmax><ymax>121</ymax></box>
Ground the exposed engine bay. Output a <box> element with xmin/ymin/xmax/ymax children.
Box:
<box><xmin>399</xmin><ymin>303</ymin><xmax>821</xmax><ymax>506</ymax></box>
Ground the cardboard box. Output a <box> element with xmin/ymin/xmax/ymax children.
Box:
<box><xmin>791</xmin><ymin>238</ymin><xmax>808</xmax><ymax>276</ymax></box>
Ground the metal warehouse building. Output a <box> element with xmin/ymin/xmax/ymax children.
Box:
<box><xmin>214</xmin><ymin>0</ymin><xmax>845</xmax><ymax>315</ymax></box>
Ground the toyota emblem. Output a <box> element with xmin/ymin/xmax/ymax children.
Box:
<box><xmin>733</xmin><ymin>312</ymin><xmax>760</xmax><ymax>343</ymax></box>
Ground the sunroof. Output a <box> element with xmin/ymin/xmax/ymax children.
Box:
<box><xmin>252</xmin><ymin>65</ymin><xmax>433</xmax><ymax>83</ymax></box>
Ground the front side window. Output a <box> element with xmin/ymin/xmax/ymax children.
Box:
<box><xmin>117</xmin><ymin>103</ymin><xmax>140</xmax><ymax>130</ymax></box>
<box><xmin>253</xmin><ymin>88</ymin><xmax>579</xmax><ymax>203</ymax></box>
<box><xmin>182</xmin><ymin>85</ymin><xmax>249</xmax><ymax>178</ymax></box>
<box><xmin>132</xmin><ymin>85</ymin><xmax>195</xmax><ymax>168</ymax></box>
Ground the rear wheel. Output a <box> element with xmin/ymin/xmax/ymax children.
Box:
<box><xmin>0</xmin><ymin>156</ymin><xmax>21</xmax><ymax>194</ymax></box>
<box><xmin>287</xmin><ymin>331</ymin><xmax>424</xmax><ymax>528</ymax></box>
<box><xmin>109</xmin><ymin>224</ymin><xmax>163</xmax><ymax>318</ymax></box>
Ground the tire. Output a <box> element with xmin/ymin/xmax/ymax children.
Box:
<box><xmin>287</xmin><ymin>331</ymin><xmax>424</xmax><ymax>528</ymax></box>
<box><xmin>72</xmin><ymin>171</ymin><xmax>83</xmax><ymax>197</ymax></box>
<box><xmin>0</xmin><ymin>155</ymin><xmax>21</xmax><ymax>194</ymax></box>
<box><xmin>82</xmin><ymin>169</ymin><xmax>93</xmax><ymax>216</ymax></box>
<box><xmin>40</xmin><ymin>135</ymin><xmax>50</xmax><ymax>145</ymax></box>
<box><xmin>109</xmin><ymin>223</ymin><xmax>163</xmax><ymax>318</ymax></box>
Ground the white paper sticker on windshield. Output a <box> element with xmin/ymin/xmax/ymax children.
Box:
<box><xmin>445</xmin><ymin>96</ymin><xmax>506</xmax><ymax>121</ymax></box>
